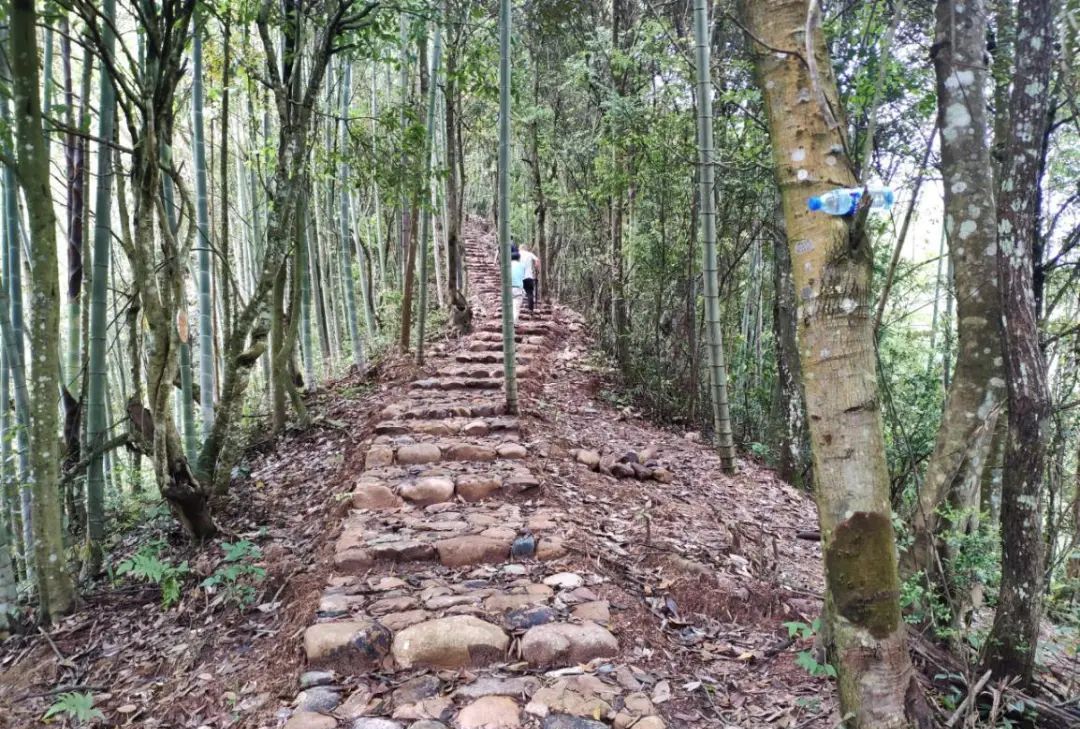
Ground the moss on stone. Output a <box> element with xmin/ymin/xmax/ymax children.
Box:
<box><xmin>825</xmin><ymin>511</ymin><xmax>901</xmax><ymax>639</ymax></box>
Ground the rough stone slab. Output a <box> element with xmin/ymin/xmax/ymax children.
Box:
<box><xmin>445</xmin><ymin>443</ymin><xmax>498</xmax><ymax>462</ymax></box>
<box><xmin>392</xmin><ymin>615</ymin><xmax>509</xmax><ymax>669</ymax></box>
<box><xmin>520</xmin><ymin>623</ymin><xmax>618</xmax><ymax>668</ymax></box>
<box><xmin>453</xmin><ymin>677</ymin><xmax>541</xmax><ymax>701</ymax></box>
<box><xmin>304</xmin><ymin>620</ymin><xmax>392</xmax><ymax>669</ymax></box>
<box><xmin>397</xmin><ymin>443</ymin><xmax>443</xmax><ymax>465</ymax></box>
<box><xmin>353</xmin><ymin>481</ymin><xmax>403</xmax><ymax>510</ymax></box>
<box><xmin>367</xmin><ymin>445</ymin><xmax>395</xmax><ymax>469</ymax></box>
<box><xmin>436</xmin><ymin>536</ymin><xmax>511</xmax><ymax>568</ymax></box>
<box><xmin>400</xmin><ymin>477</ymin><xmax>455</xmax><ymax>506</ymax></box>
<box><xmin>456</xmin><ymin>474</ymin><xmax>502</xmax><ymax>502</ymax></box>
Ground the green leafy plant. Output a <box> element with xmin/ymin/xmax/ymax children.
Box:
<box><xmin>783</xmin><ymin>619</ymin><xmax>838</xmax><ymax>679</ymax></box>
<box><xmin>43</xmin><ymin>692</ymin><xmax>104</xmax><ymax>724</ymax></box>
<box><xmin>200</xmin><ymin>540</ymin><xmax>266</xmax><ymax>608</ymax></box>
<box><xmin>115</xmin><ymin>542</ymin><xmax>190</xmax><ymax>608</ymax></box>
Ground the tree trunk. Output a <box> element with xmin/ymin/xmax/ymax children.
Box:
<box><xmin>62</xmin><ymin>18</ymin><xmax>84</xmax><ymax>394</ymax></box>
<box><xmin>84</xmin><ymin>0</ymin><xmax>119</xmax><ymax>575</ymax></box>
<box><xmin>444</xmin><ymin>31</ymin><xmax>462</xmax><ymax>297</ymax></box>
<box><xmin>693</xmin><ymin>0</ymin><xmax>737</xmax><ymax>473</ymax></box>
<box><xmin>770</xmin><ymin>209</ymin><xmax>809</xmax><ymax>489</ymax></box>
<box><xmin>299</xmin><ymin>187</ymin><xmax>317</xmax><ymax>386</ymax></box>
<box><xmin>984</xmin><ymin>0</ymin><xmax>1054</xmax><ymax>687</ymax></box>
<box><xmin>337</xmin><ymin>61</ymin><xmax>365</xmax><ymax>368</ymax></box>
<box><xmin>11</xmin><ymin>0</ymin><xmax>77</xmax><ymax>620</ymax></box>
<box><xmin>271</xmin><ymin>257</ymin><xmax>288</xmax><ymax>432</ymax></box>
<box><xmin>0</xmin><ymin>43</ymin><xmax>32</xmax><ymax>583</ymax></box>
<box><xmin>498</xmin><ymin>0</ymin><xmax>519</xmax><ymax>414</ymax></box>
<box><xmin>416</xmin><ymin>20</ymin><xmax>444</xmax><ymax>364</ymax></box>
<box><xmin>193</xmin><ymin>18</ymin><xmax>217</xmax><ymax>434</ymax></box>
<box><xmin>741</xmin><ymin>1</ymin><xmax>930</xmax><ymax>725</ymax></box>
<box><xmin>904</xmin><ymin>0</ymin><xmax>1006</xmax><ymax>628</ymax></box>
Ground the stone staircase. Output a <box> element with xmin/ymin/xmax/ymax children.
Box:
<box><xmin>283</xmin><ymin>234</ymin><xmax>667</xmax><ymax>729</ymax></box>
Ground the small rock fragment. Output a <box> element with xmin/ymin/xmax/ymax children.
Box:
<box><xmin>284</xmin><ymin>712</ymin><xmax>338</xmax><ymax>729</ymax></box>
<box><xmin>542</xmin><ymin>572</ymin><xmax>583</xmax><ymax>589</ymax></box>
<box><xmin>574</xmin><ymin>450</ymin><xmax>600</xmax><ymax>469</ymax></box>
<box><xmin>456</xmin><ymin>696</ymin><xmax>522</xmax><ymax>728</ymax></box>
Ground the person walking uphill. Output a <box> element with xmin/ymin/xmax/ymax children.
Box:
<box><xmin>510</xmin><ymin>249</ymin><xmax>526</xmax><ymax>324</ymax></box>
<box><xmin>519</xmin><ymin>245</ymin><xmax>540</xmax><ymax>311</ymax></box>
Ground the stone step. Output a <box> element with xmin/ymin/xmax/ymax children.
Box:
<box><xmin>365</xmin><ymin>439</ymin><xmax>529</xmax><ymax>469</ymax></box>
<box><xmin>303</xmin><ymin>565</ymin><xmax>620</xmax><ymax>673</ymax></box>
<box><xmin>380</xmin><ymin>401</ymin><xmax>506</xmax><ymax>420</ymax></box>
<box><xmin>468</xmin><ymin>340</ymin><xmax>542</xmax><ymax>354</ymax></box>
<box><xmin>472</xmin><ymin>332</ymin><xmax>549</xmax><ymax>346</ymax></box>
<box><xmin>409</xmin><ymin>377</ymin><xmax>503</xmax><ymax>392</ymax></box>
<box><xmin>455</xmin><ymin>352</ymin><xmax>532</xmax><ymax>365</ymax></box>
<box><xmin>334</xmin><ymin>502</ymin><xmax>561</xmax><ymax>569</ymax></box>
<box><xmin>374</xmin><ymin>416</ymin><xmax>519</xmax><ymax>437</ymax></box>
<box><xmin>479</xmin><ymin>323</ymin><xmax>554</xmax><ymax>336</ymax></box>
<box><xmin>434</xmin><ymin>365</ymin><xmax>529</xmax><ymax>380</ymax></box>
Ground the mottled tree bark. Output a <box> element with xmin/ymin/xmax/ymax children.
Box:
<box><xmin>904</xmin><ymin>0</ymin><xmax>1005</xmax><ymax>623</ymax></box>
<box><xmin>984</xmin><ymin>0</ymin><xmax>1054</xmax><ymax>687</ymax></box>
<box><xmin>742</xmin><ymin>1</ymin><xmax>930</xmax><ymax>725</ymax></box>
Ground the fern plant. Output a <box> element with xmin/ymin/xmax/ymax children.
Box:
<box><xmin>115</xmin><ymin>543</ymin><xmax>190</xmax><ymax>608</ymax></box>
<box><xmin>200</xmin><ymin>540</ymin><xmax>266</xmax><ymax>608</ymax></box>
<box><xmin>43</xmin><ymin>692</ymin><xmax>104</xmax><ymax>724</ymax></box>
<box><xmin>783</xmin><ymin>619</ymin><xmax>838</xmax><ymax>679</ymax></box>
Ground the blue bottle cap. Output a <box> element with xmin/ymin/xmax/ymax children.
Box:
<box><xmin>807</xmin><ymin>196</ymin><xmax>823</xmax><ymax>212</ymax></box>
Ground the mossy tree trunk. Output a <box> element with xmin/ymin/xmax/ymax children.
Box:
<box><xmin>742</xmin><ymin>1</ymin><xmax>931</xmax><ymax>725</ymax></box>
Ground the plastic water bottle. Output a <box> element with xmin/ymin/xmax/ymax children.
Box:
<box><xmin>807</xmin><ymin>187</ymin><xmax>895</xmax><ymax>216</ymax></box>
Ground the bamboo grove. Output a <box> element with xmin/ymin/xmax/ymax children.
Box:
<box><xmin>0</xmin><ymin>0</ymin><xmax>1078</xmax><ymax>724</ymax></box>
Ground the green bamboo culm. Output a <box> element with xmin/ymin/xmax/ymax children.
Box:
<box><xmin>337</xmin><ymin>60</ymin><xmax>365</xmax><ymax>368</ymax></box>
<box><xmin>498</xmin><ymin>0</ymin><xmax>518</xmax><ymax>414</ymax></box>
<box><xmin>692</xmin><ymin>0</ymin><xmax>736</xmax><ymax>473</ymax></box>
<box><xmin>85</xmin><ymin>0</ymin><xmax>118</xmax><ymax>573</ymax></box>
<box><xmin>299</xmin><ymin>187</ymin><xmax>316</xmax><ymax>387</ymax></box>
<box><xmin>193</xmin><ymin>14</ymin><xmax>216</xmax><ymax>432</ymax></box>
<box><xmin>0</xmin><ymin>24</ymin><xmax>32</xmax><ymax>585</ymax></box>
<box><xmin>416</xmin><ymin>19</ymin><xmax>443</xmax><ymax>364</ymax></box>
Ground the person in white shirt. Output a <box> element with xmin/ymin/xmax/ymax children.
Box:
<box><xmin>518</xmin><ymin>246</ymin><xmax>540</xmax><ymax>312</ymax></box>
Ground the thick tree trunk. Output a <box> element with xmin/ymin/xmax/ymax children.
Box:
<box><xmin>742</xmin><ymin>1</ymin><xmax>930</xmax><ymax>725</ymax></box>
<box><xmin>984</xmin><ymin>0</ymin><xmax>1054</xmax><ymax>687</ymax></box>
<box><xmin>904</xmin><ymin>0</ymin><xmax>1006</xmax><ymax>626</ymax></box>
